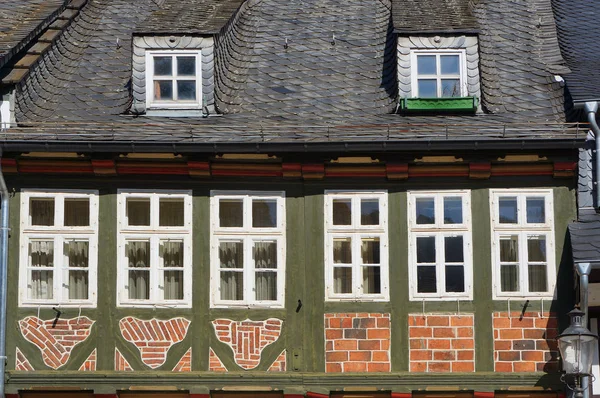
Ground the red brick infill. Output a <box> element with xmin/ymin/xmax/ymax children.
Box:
<box><xmin>15</xmin><ymin>347</ymin><xmax>34</xmax><ymax>371</ymax></box>
<box><xmin>267</xmin><ymin>349</ymin><xmax>287</xmax><ymax>372</ymax></box>
<box><xmin>78</xmin><ymin>348</ymin><xmax>96</xmax><ymax>371</ymax></box>
<box><xmin>172</xmin><ymin>347</ymin><xmax>192</xmax><ymax>372</ymax></box>
<box><xmin>114</xmin><ymin>348</ymin><xmax>133</xmax><ymax>371</ymax></box>
<box><xmin>209</xmin><ymin>347</ymin><xmax>227</xmax><ymax>372</ymax></box>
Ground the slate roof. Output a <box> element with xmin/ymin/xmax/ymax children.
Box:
<box><xmin>569</xmin><ymin>209</ymin><xmax>600</xmax><ymax>264</ymax></box>
<box><xmin>392</xmin><ymin>0</ymin><xmax>478</xmax><ymax>33</ymax></box>
<box><xmin>0</xmin><ymin>0</ymin><xmax>66</xmax><ymax>68</ymax></box>
<box><xmin>553</xmin><ymin>0</ymin><xmax>600</xmax><ymax>102</ymax></box>
<box><xmin>6</xmin><ymin>0</ymin><xmax>577</xmax><ymax>145</ymax></box>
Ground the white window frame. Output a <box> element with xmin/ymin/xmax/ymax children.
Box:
<box><xmin>19</xmin><ymin>190</ymin><xmax>99</xmax><ymax>307</ymax></box>
<box><xmin>324</xmin><ymin>190</ymin><xmax>389</xmax><ymax>302</ymax></box>
<box><xmin>117</xmin><ymin>190</ymin><xmax>193</xmax><ymax>308</ymax></box>
<box><xmin>145</xmin><ymin>50</ymin><xmax>202</xmax><ymax>110</ymax></box>
<box><xmin>410</xmin><ymin>49</ymin><xmax>467</xmax><ymax>98</ymax></box>
<box><xmin>407</xmin><ymin>190</ymin><xmax>472</xmax><ymax>301</ymax></box>
<box><xmin>490</xmin><ymin>189</ymin><xmax>556</xmax><ymax>300</ymax></box>
<box><xmin>210</xmin><ymin>191</ymin><xmax>286</xmax><ymax>308</ymax></box>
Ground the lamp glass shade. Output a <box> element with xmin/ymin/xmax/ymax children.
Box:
<box><xmin>558</xmin><ymin>333</ymin><xmax>598</xmax><ymax>375</ymax></box>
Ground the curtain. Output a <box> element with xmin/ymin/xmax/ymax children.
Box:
<box><xmin>67</xmin><ymin>241</ymin><xmax>88</xmax><ymax>300</ymax></box>
<box><xmin>254</xmin><ymin>241</ymin><xmax>276</xmax><ymax>268</ymax></box>
<box><xmin>499</xmin><ymin>236</ymin><xmax>518</xmax><ymax>292</ymax></box>
<box><xmin>333</xmin><ymin>239</ymin><xmax>351</xmax><ymax>263</ymax></box>
<box><xmin>159</xmin><ymin>199</ymin><xmax>184</xmax><ymax>227</ymax></box>
<box><xmin>219</xmin><ymin>241</ymin><xmax>243</xmax><ymax>300</ymax></box>
<box><xmin>333</xmin><ymin>267</ymin><xmax>352</xmax><ymax>293</ymax></box>
<box><xmin>362</xmin><ymin>266</ymin><xmax>381</xmax><ymax>294</ymax></box>
<box><xmin>528</xmin><ymin>237</ymin><xmax>547</xmax><ymax>292</ymax></box>
<box><xmin>64</xmin><ymin>199</ymin><xmax>89</xmax><ymax>227</ymax></box>
<box><xmin>255</xmin><ymin>272</ymin><xmax>276</xmax><ymax>300</ymax></box>
<box><xmin>30</xmin><ymin>199</ymin><xmax>54</xmax><ymax>226</ymax></box>
<box><xmin>128</xmin><ymin>241</ymin><xmax>149</xmax><ymax>299</ymax></box>
<box><xmin>361</xmin><ymin>238</ymin><xmax>380</xmax><ymax>264</ymax></box>
<box><xmin>29</xmin><ymin>241</ymin><xmax>53</xmax><ymax>299</ymax></box>
<box><xmin>163</xmin><ymin>241</ymin><xmax>183</xmax><ymax>300</ymax></box>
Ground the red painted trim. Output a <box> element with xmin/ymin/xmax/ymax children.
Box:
<box><xmin>16</xmin><ymin>165</ymin><xmax>93</xmax><ymax>174</ymax></box>
<box><xmin>474</xmin><ymin>393</ymin><xmax>495</xmax><ymax>398</ymax></box>
<box><xmin>116</xmin><ymin>166</ymin><xmax>189</xmax><ymax>175</ymax></box>
<box><xmin>391</xmin><ymin>394</ymin><xmax>412</xmax><ymax>398</ymax></box>
<box><xmin>1</xmin><ymin>158</ymin><xmax>17</xmax><ymax>167</ymax></box>
<box><xmin>326</xmin><ymin>171</ymin><xmax>387</xmax><ymax>177</ymax></box>
<box><xmin>306</xmin><ymin>393</ymin><xmax>329</xmax><ymax>398</ymax></box>
<box><xmin>285</xmin><ymin>395</ymin><xmax>306</xmax><ymax>398</ymax></box>
<box><xmin>190</xmin><ymin>395</ymin><xmax>209</xmax><ymax>398</ymax></box>
<box><xmin>211</xmin><ymin>170</ymin><xmax>282</xmax><ymax>177</ymax></box>
<box><xmin>94</xmin><ymin>395</ymin><xmax>117</xmax><ymax>398</ymax></box>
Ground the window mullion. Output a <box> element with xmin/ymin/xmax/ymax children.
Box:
<box><xmin>437</xmin><ymin>234</ymin><xmax>445</xmax><ymax>294</ymax></box>
<box><xmin>353</xmin><ymin>233</ymin><xmax>361</xmax><ymax>297</ymax></box>
<box><xmin>519</xmin><ymin>232</ymin><xmax>528</xmax><ymax>295</ymax></box>
<box><xmin>246</xmin><ymin>236</ymin><xmax>253</xmax><ymax>304</ymax></box>
<box><xmin>56</xmin><ymin>235</ymin><xmax>63</xmax><ymax>302</ymax></box>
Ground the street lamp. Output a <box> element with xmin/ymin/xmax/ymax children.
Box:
<box><xmin>557</xmin><ymin>307</ymin><xmax>599</xmax><ymax>398</ymax></box>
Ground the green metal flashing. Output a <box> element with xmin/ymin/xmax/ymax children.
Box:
<box><xmin>400</xmin><ymin>97</ymin><xmax>478</xmax><ymax>112</ymax></box>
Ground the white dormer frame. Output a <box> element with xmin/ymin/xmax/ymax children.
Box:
<box><xmin>409</xmin><ymin>49</ymin><xmax>468</xmax><ymax>98</ymax></box>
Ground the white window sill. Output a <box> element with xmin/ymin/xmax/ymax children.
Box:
<box><xmin>117</xmin><ymin>302</ymin><xmax>192</xmax><ymax>309</ymax></box>
<box><xmin>19</xmin><ymin>301</ymin><xmax>97</xmax><ymax>308</ymax></box>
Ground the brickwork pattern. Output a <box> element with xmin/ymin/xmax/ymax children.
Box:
<box><xmin>78</xmin><ymin>348</ymin><xmax>96</xmax><ymax>371</ymax></box>
<box><xmin>267</xmin><ymin>349</ymin><xmax>287</xmax><ymax>372</ymax></box>
<box><xmin>172</xmin><ymin>348</ymin><xmax>192</xmax><ymax>372</ymax></box>
<box><xmin>408</xmin><ymin>313</ymin><xmax>475</xmax><ymax>372</ymax></box>
<box><xmin>19</xmin><ymin>316</ymin><xmax>95</xmax><ymax>369</ymax></box>
<box><xmin>212</xmin><ymin>318</ymin><xmax>283</xmax><ymax>370</ymax></box>
<box><xmin>115</xmin><ymin>348</ymin><xmax>133</xmax><ymax>371</ymax></box>
<box><xmin>209</xmin><ymin>348</ymin><xmax>228</xmax><ymax>372</ymax></box>
<box><xmin>15</xmin><ymin>347</ymin><xmax>34</xmax><ymax>371</ymax></box>
<box><xmin>119</xmin><ymin>316</ymin><xmax>191</xmax><ymax>369</ymax></box>
<box><xmin>493</xmin><ymin>311</ymin><xmax>559</xmax><ymax>372</ymax></box>
<box><xmin>324</xmin><ymin>313</ymin><xmax>391</xmax><ymax>373</ymax></box>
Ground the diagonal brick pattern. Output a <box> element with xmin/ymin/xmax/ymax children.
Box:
<box><xmin>212</xmin><ymin>318</ymin><xmax>283</xmax><ymax>370</ymax></box>
<box><xmin>78</xmin><ymin>348</ymin><xmax>96</xmax><ymax>371</ymax></box>
<box><xmin>172</xmin><ymin>347</ymin><xmax>192</xmax><ymax>372</ymax></box>
<box><xmin>267</xmin><ymin>349</ymin><xmax>287</xmax><ymax>372</ymax></box>
<box><xmin>15</xmin><ymin>347</ymin><xmax>34</xmax><ymax>371</ymax></box>
<box><xmin>19</xmin><ymin>316</ymin><xmax>95</xmax><ymax>369</ymax></box>
<box><xmin>209</xmin><ymin>348</ymin><xmax>227</xmax><ymax>372</ymax></box>
<box><xmin>115</xmin><ymin>348</ymin><xmax>133</xmax><ymax>371</ymax></box>
<box><xmin>119</xmin><ymin>316</ymin><xmax>191</xmax><ymax>369</ymax></box>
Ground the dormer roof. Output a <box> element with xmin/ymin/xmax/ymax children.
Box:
<box><xmin>392</xmin><ymin>0</ymin><xmax>478</xmax><ymax>34</ymax></box>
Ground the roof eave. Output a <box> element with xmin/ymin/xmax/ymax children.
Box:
<box><xmin>394</xmin><ymin>28</ymin><xmax>480</xmax><ymax>35</ymax></box>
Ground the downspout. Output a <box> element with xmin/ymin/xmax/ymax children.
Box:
<box><xmin>584</xmin><ymin>101</ymin><xmax>600</xmax><ymax>209</ymax></box>
<box><xmin>0</xmin><ymin>129</ymin><xmax>8</xmax><ymax>397</ymax></box>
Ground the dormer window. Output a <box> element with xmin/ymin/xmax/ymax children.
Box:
<box><xmin>411</xmin><ymin>50</ymin><xmax>466</xmax><ymax>98</ymax></box>
<box><xmin>145</xmin><ymin>51</ymin><xmax>202</xmax><ymax>110</ymax></box>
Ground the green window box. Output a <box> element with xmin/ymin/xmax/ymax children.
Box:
<box><xmin>400</xmin><ymin>96</ymin><xmax>478</xmax><ymax>112</ymax></box>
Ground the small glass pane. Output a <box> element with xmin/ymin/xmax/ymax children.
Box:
<box><xmin>528</xmin><ymin>264</ymin><xmax>547</xmax><ymax>292</ymax></box>
<box><xmin>363</xmin><ymin>266</ymin><xmax>381</xmax><ymax>294</ymax></box>
<box><xmin>499</xmin><ymin>236</ymin><xmax>518</xmax><ymax>262</ymax></box>
<box><xmin>440</xmin><ymin>55</ymin><xmax>460</xmax><ymax>74</ymax></box>
<box><xmin>29</xmin><ymin>241</ymin><xmax>54</xmax><ymax>299</ymax></box>
<box><xmin>254</xmin><ymin>241</ymin><xmax>277</xmax><ymax>269</ymax></box>
<box><xmin>128</xmin><ymin>270</ymin><xmax>149</xmax><ymax>299</ymax></box>
<box><xmin>126</xmin><ymin>198</ymin><xmax>150</xmax><ymax>226</ymax></box>
<box><xmin>361</xmin><ymin>199</ymin><xmax>379</xmax><ymax>225</ymax></box>
<box><xmin>500</xmin><ymin>264</ymin><xmax>518</xmax><ymax>292</ymax></box>
<box><xmin>164</xmin><ymin>270</ymin><xmax>183</xmax><ymax>300</ymax></box>
<box><xmin>417</xmin><ymin>55</ymin><xmax>436</xmax><ymax>75</ymax></box>
<box><xmin>127</xmin><ymin>241</ymin><xmax>150</xmax><ymax>268</ymax></box>
<box><xmin>177</xmin><ymin>56</ymin><xmax>196</xmax><ymax>76</ymax></box>
<box><xmin>66</xmin><ymin>241</ymin><xmax>88</xmax><ymax>268</ymax></box>
<box><xmin>361</xmin><ymin>238</ymin><xmax>380</xmax><ymax>264</ymax></box>
<box><xmin>219</xmin><ymin>199</ymin><xmax>243</xmax><ymax>227</ymax></box>
<box><xmin>255</xmin><ymin>272</ymin><xmax>277</xmax><ymax>300</ymax></box>
<box><xmin>416</xmin><ymin>236</ymin><xmax>436</xmax><ymax>263</ymax></box>
<box><xmin>177</xmin><ymin>80</ymin><xmax>196</xmax><ymax>100</ymax></box>
<box><xmin>526</xmin><ymin>197</ymin><xmax>545</xmax><ymax>223</ymax></box>
<box><xmin>154</xmin><ymin>80</ymin><xmax>173</xmax><ymax>100</ymax></box>
<box><xmin>417</xmin><ymin>266</ymin><xmax>436</xmax><ymax>293</ymax></box>
<box><xmin>499</xmin><ymin>197</ymin><xmax>518</xmax><ymax>223</ymax></box>
<box><xmin>30</xmin><ymin>198</ymin><xmax>54</xmax><ymax>226</ymax></box>
<box><xmin>333</xmin><ymin>199</ymin><xmax>351</xmax><ymax>225</ymax></box>
<box><xmin>68</xmin><ymin>270</ymin><xmax>88</xmax><ymax>300</ymax></box>
<box><xmin>418</xmin><ymin>79</ymin><xmax>437</xmax><ymax>97</ymax></box>
<box><xmin>441</xmin><ymin>79</ymin><xmax>461</xmax><ymax>97</ymax></box>
<box><xmin>30</xmin><ymin>241</ymin><xmax>53</xmax><ymax>267</ymax></box>
<box><xmin>253</xmin><ymin>199</ymin><xmax>277</xmax><ymax>228</ymax></box>
<box><xmin>64</xmin><ymin>198</ymin><xmax>89</xmax><ymax>226</ymax></box>
<box><xmin>162</xmin><ymin>241</ymin><xmax>183</xmax><ymax>267</ymax></box>
<box><xmin>159</xmin><ymin>199</ymin><xmax>184</xmax><ymax>226</ymax></box>
<box><xmin>445</xmin><ymin>236</ymin><xmax>464</xmax><ymax>263</ymax></box>
<box><xmin>528</xmin><ymin>236</ymin><xmax>546</xmax><ymax>262</ymax></box>
<box><xmin>446</xmin><ymin>265</ymin><xmax>464</xmax><ymax>292</ymax></box>
<box><xmin>154</xmin><ymin>56</ymin><xmax>172</xmax><ymax>75</ymax></box>
<box><xmin>444</xmin><ymin>197</ymin><xmax>462</xmax><ymax>224</ymax></box>
<box><xmin>220</xmin><ymin>271</ymin><xmax>243</xmax><ymax>300</ymax></box>
<box><xmin>416</xmin><ymin>197</ymin><xmax>435</xmax><ymax>224</ymax></box>
<box><xmin>333</xmin><ymin>239</ymin><xmax>352</xmax><ymax>263</ymax></box>
<box><xmin>219</xmin><ymin>241</ymin><xmax>243</xmax><ymax>268</ymax></box>
<box><xmin>30</xmin><ymin>270</ymin><xmax>53</xmax><ymax>299</ymax></box>
<box><xmin>333</xmin><ymin>267</ymin><xmax>352</xmax><ymax>293</ymax></box>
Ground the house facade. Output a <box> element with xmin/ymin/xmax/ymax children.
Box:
<box><xmin>0</xmin><ymin>0</ymin><xmax>587</xmax><ymax>397</ymax></box>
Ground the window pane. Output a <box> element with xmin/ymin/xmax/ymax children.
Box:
<box><xmin>441</xmin><ymin>79</ymin><xmax>461</xmax><ymax>97</ymax></box>
<box><xmin>526</xmin><ymin>197</ymin><xmax>545</xmax><ymax>223</ymax></box>
<box><xmin>528</xmin><ymin>236</ymin><xmax>546</xmax><ymax>262</ymax></box>
<box><xmin>154</xmin><ymin>56</ymin><xmax>172</xmax><ymax>75</ymax></box>
<box><xmin>446</xmin><ymin>265</ymin><xmax>464</xmax><ymax>292</ymax></box>
<box><xmin>177</xmin><ymin>80</ymin><xmax>196</xmax><ymax>100</ymax></box>
<box><xmin>256</xmin><ymin>272</ymin><xmax>277</xmax><ymax>300</ymax></box>
<box><xmin>177</xmin><ymin>56</ymin><xmax>195</xmax><ymax>76</ymax></box>
<box><xmin>128</xmin><ymin>270</ymin><xmax>149</xmax><ymax>299</ymax></box>
<box><xmin>154</xmin><ymin>80</ymin><xmax>173</xmax><ymax>100</ymax></box>
<box><xmin>162</xmin><ymin>241</ymin><xmax>183</xmax><ymax>267</ymax></box>
<box><xmin>418</xmin><ymin>79</ymin><xmax>437</xmax><ymax>97</ymax></box>
<box><xmin>127</xmin><ymin>241</ymin><xmax>150</xmax><ymax>267</ymax></box>
<box><xmin>445</xmin><ymin>236</ymin><xmax>464</xmax><ymax>263</ymax></box>
<box><xmin>29</xmin><ymin>241</ymin><xmax>53</xmax><ymax>300</ymax></box>
<box><xmin>333</xmin><ymin>199</ymin><xmax>351</xmax><ymax>225</ymax></box>
<box><xmin>417</xmin><ymin>55</ymin><xmax>436</xmax><ymax>75</ymax></box>
<box><xmin>254</xmin><ymin>241</ymin><xmax>277</xmax><ymax>269</ymax></box>
<box><xmin>30</xmin><ymin>198</ymin><xmax>54</xmax><ymax>226</ymax></box>
<box><xmin>499</xmin><ymin>197</ymin><xmax>518</xmax><ymax>223</ymax></box>
<box><xmin>500</xmin><ymin>264</ymin><xmax>518</xmax><ymax>292</ymax></box>
<box><xmin>416</xmin><ymin>236</ymin><xmax>435</xmax><ymax>263</ymax></box>
<box><xmin>69</xmin><ymin>270</ymin><xmax>88</xmax><ymax>300</ymax></box>
<box><xmin>417</xmin><ymin>266</ymin><xmax>436</xmax><ymax>293</ymax></box>
<box><xmin>219</xmin><ymin>199</ymin><xmax>243</xmax><ymax>227</ymax></box>
<box><xmin>64</xmin><ymin>198</ymin><xmax>89</xmax><ymax>226</ymax></box>
<box><xmin>66</xmin><ymin>241</ymin><xmax>88</xmax><ymax>268</ymax></box>
<box><xmin>363</xmin><ymin>266</ymin><xmax>381</xmax><ymax>294</ymax></box>
<box><xmin>361</xmin><ymin>199</ymin><xmax>379</xmax><ymax>225</ymax></box>
<box><xmin>220</xmin><ymin>271</ymin><xmax>243</xmax><ymax>300</ymax></box>
<box><xmin>528</xmin><ymin>264</ymin><xmax>547</xmax><ymax>292</ymax></box>
<box><xmin>252</xmin><ymin>199</ymin><xmax>277</xmax><ymax>228</ymax></box>
<box><xmin>440</xmin><ymin>55</ymin><xmax>460</xmax><ymax>74</ymax></box>
<box><xmin>361</xmin><ymin>238</ymin><xmax>380</xmax><ymax>264</ymax></box>
<box><xmin>219</xmin><ymin>241</ymin><xmax>243</xmax><ymax>268</ymax></box>
<box><xmin>126</xmin><ymin>198</ymin><xmax>150</xmax><ymax>226</ymax></box>
<box><xmin>333</xmin><ymin>239</ymin><xmax>352</xmax><ymax>263</ymax></box>
<box><xmin>416</xmin><ymin>197</ymin><xmax>435</xmax><ymax>224</ymax></box>
<box><xmin>499</xmin><ymin>236</ymin><xmax>518</xmax><ymax>262</ymax></box>
<box><xmin>159</xmin><ymin>199</ymin><xmax>184</xmax><ymax>226</ymax></box>
<box><xmin>30</xmin><ymin>241</ymin><xmax>54</xmax><ymax>267</ymax></box>
<box><xmin>30</xmin><ymin>270</ymin><xmax>53</xmax><ymax>299</ymax></box>
<box><xmin>164</xmin><ymin>270</ymin><xmax>183</xmax><ymax>300</ymax></box>
<box><xmin>444</xmin><ymin>197</ymin><xmax>462</xmax><ymax>224</ymax></box>
<box><xmin>333</xmin><ymin>267</ymin><xmax>352</xmax><ymax>293</ymax></box>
